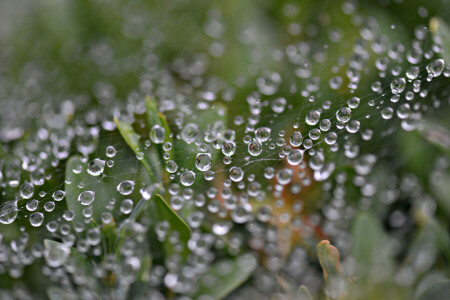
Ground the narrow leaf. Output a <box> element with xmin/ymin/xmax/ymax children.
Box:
<box><xmin>297</xmin><ymin>285</ymin><xmax>314</xmax><ymax>300</ymax></box>
<box><xmin>417</xmin><ymin>280</ymin><xmax>450</xmax><ymax>300</ymax></box>
<box><xmin>194</xmin><ymin>253</ymin><xmax>257</xmax><ymax>299</ymax></box>
<box><xmin>430</xmin><ymin>18</ymin><xmax>450</xmax><ymax>63</ymax></box>
<box><xmin>152</xmin><ymin>194</ymin><xmax>191</xmax><ymax>261</ymax></box>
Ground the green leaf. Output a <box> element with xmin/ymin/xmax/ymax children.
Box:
<box><xmin>65</xmin><ymin>130</ymin><xmax>147</xmax><ymax>224</ymax></box>
<box><xmin>351</xmin><ymin>212</ymin><xmax>393</xmax><ymax>282</ymax></box>
<box><xmin>102</xmin><ymin>215</ymin><xmax>117</xmax><ymax>255</ymax></box>
<box><xmin>144</xmin><ymin>95</ymin><xmax>174</xmax><ymax>179</ymax></box>
<box><xmin>151</xmin><ymin>194</ymin><xmax>191</xmax><ymax>261</ymax></box>
<box><xmin>44</xmin><ymin>239</ymin><xmax>96</xmax><ymax>290</ymax></box>
<box><xmin>47</xmin><ymin>287</ymin><xmax>78</xmax><ymax>300</ymax></box>
<box><xmin>193</xmin><ymin>253</ymin><xmax>257</xmax><ymax>299</ymax></box>
<box><xmin>114</xmin><ymin>197</ymin><xmax>153</xmax><ymax>257</ymax></box>
<box><xmin>418</xmin><ymin>120</ymin><xmax>450</xmax><ymax>155</ymax></box>
<box><xmin>417</xmin><ymin>280</ymin><xmax>450</xmax><ymax>300</ymax></box>
<box><xmin>316</xmin><ymin>240</ymin><xmax>346</xmax><ymax>300</ymax></box>
<box><xmin>297</xmin><ymin>285</ymin><xmax>314</xmax><ymax>300</ymax></box>
<box><xmin>317</xmin><ymin>240</ymin><xmax>341</xmax><ymax>279</ymax></box>
<box><xmin>430</xmin><ymin>18</ymin><xmax>450</xmax><ymax>63</ymax></box>
<box><xmin>114</xmin><ymin>117</ymin><xmax>161</xmax><ymax>183</ymax></box>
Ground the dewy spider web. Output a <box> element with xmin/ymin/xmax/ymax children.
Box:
<box><xmin>0</xmin><ymin>0</ymin><xmax>449</xmax><ymax>298</ymax></box>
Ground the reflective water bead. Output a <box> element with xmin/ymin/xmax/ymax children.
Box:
<box><xmin>120</xmin><ymin>199</ymin><xmax>134</xmax><ymax>214</ymax></box>
<box><xmin>106</xmin><ymin>146</ymin><xmax>117</xmax><ymax>157</ymax></box>
<box><xmin>426</xmin><ymin>59</ymin><xmax>444</xmax><ymax>77</ymax></box>
<box><xmin>287</xmin><ymin>149</ymin><xmax>304</xmax><ymax>165</ymax></box>
<box><xmin>0</xmin><ymin>201</ymin><xmax>18</xmax><ymax>224</ymax></box>
<box><xmin>229</xmin><ymin>167</ymin><xmax>244</xmax><ymax>182</ymax></box>
<box><xmin>180</xmin><ymin>171</ymin><xmax>195</xmax><ymax>186</ymax></box>
<box><xmin>166</xmin><ymin>160</ymin><xmax>178</xmax><ymax>173</ymax></box>
<box><xmin>254</xmin><ymin>127</ymin><xmax>271</xmax><ymax>142</ymax></box>
<box><xmin>150</xmin><ymin>124</ymin><xmax>166</xmax><ymax>144</ymax></box>
<box><xmin>117</xmin><ymin>180</ymin><xmax>135</xmax><ymax>195</ymax></box>
<box><xmin>305</xmin><ymin>110</ymin><xmax>321</xmax><ymax>126</ymax></box>
<box><xmin>87</xmin><ymin>158</ymin><xmax>105</xmax><ymax>176</ymax></box>
<box><xmin>336</xmin><ymin>107</ymin><xmax>352</xmax><ymax>123</ymax></box>
<box><xmin>248</xmin><ymin>141</ymin><xmax>263</xmax><ymax>156</ymax></box>
<box><xmin>195</xmin><ymin>153</ymin><xmax>212</xmax><ymax>171</ymax></box>
<box><xmin>78</xmin><ymin>191</ymin><xmax>95</xmax><ymax>206</ymax></box>
<box><xmin>290</xmin><ymin>131</ymin><xmax>303</xmax><ymax>147</ymax></box>
<box><xmin>390</xmin><ymin>78</ymin><xmax>406</xmax><ymax>94</ymax></box>
<box><xmin>29</xmin><ymin>212</ymin><xmax>44</xmax><ymax>227</ymax></box>
<box><xmin>319</xmin><ymin>119</ymin><xmax>331</xmax><ymax>131</ymax></box>
<box><xmin>20</xmin><ymin>182</ymin><xmax>34</xmax><ymax>199</ymax></box>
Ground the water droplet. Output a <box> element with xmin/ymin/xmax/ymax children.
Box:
<box><xmin>336</xmin><ymin>107</ymin><xmax>352</xmax><ymax>123</ymax></box>
<box><xmin>195</xmin><ymin>153</ymin><xmax>212</xmax><ymax>171</ymax></box>
<box><xmin>306</xmin><ymin>110</ymin><xmax>321</xmax><ymax>126</ymax></box>
<box><xmin>390</xmin><ymin>78</ymin><xmax>406</xmax><ymax>94</ymax></box>
<box><xmin>248</xmin><ymin>141</ymin><xmax>262</xmax><ymax>156</ymax></box>
<box><xmin>290</xmin><ymin>131</ymin><xmax>303</xmax><ymax>147</ymax></box>
<box><xmin>166</xmin><ymin>160</ymin><xmax>178</xmax><ymax>173</ymax></box>
<box><xmin>150</xmin><ymin>124</ymin><xmax>166</xmax><ymax>144</ymax></box>
<box><xmin>287</xmin><ymin>149</ymin><xmax>304</xmax><ymax>165</ymax></box>
<box><xmin>255</xmin><ymin>127</ymin><xmax>271</xmax><ymax>142</ymax></box>
<box><xmin>44</xmin><ymin>243</ymin><xmax>70</xmax><ymax>268</ymax></box>
<box><xmin>426</xmin><ymin>59</ymin><xmax>444</xmax><ymax>77</ymax></box>
<box><xmin>20</xmin><ymin>182</ymin><xmax>34</xmax><ymax>199</ymax></box>
<box><xmin>30</xmin><ymin>212</ymin><xmax>44</xmax><ymax>227</ymax></box>
<box><xmin>117</xmin><ymin>180</ymin><xmax>135</xmax><ymax>195</ymax></box>
<box><xmin>120</xmin><ymin>199</ymin><xmax>134</xmax><ymax>214</ymax></box>
<box><xmin>106</xmin><ymin>146</ymin><xmax>117</xmax><ymax>157</ymax></box>
<box><xmin>78</xmin><ymin>191</ymin><xmax>95</xmax><ymax>206</ymax></box>
<box><xmin>180</xmin><ymin>171</ymin><xmax>195</xmax><ymax>186</ymax></box>
<box><xmin>87</xmin><ymin>158</ymin><xmax>105</xmax><ymax>176</ymax></box>
<box><xmin>0</xmin><ymin>201</ymin><xmax>18</xmax><ymax>224</ymax></box>
<box><xmin>229</xmin><ymin>166</ymin><xmax>244</xmax><ymax>182</ymax></box>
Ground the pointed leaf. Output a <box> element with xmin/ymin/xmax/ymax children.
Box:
<box><xmin>152</xmin><ymin>194</ymin><xmax>191</xmax><ymax>261</ymax></box>
<box><xmin>114</xmin><ymin>117</ymin><xmax>160</xmax><ymax>182</ymax></box>
<box><xmin>317</xmin><ymin>240</ymin><xmax>341</xmax><ymax>279</ymax></box>
<box><xmin>417</xmin><ymin>280</ymin><xmax>450</xmax><ymax>300</ymax></box>
<box><xmin>430</xmin><ymin>18</ymin><xmax>450</xmax><ymax>63</ymax></box>
<box><xmin>297</xmin><ymin>285</ymin><xmax>314</xmax><ymax>300</ymax></box>
<box><xmin>194</xmin><ymin>253</ymin><xmax>257</xmax><ymax>299</ymax></box>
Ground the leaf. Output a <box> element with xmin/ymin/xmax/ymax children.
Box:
<box><xmin>114</xmin><ymin>117</ymin><xmax>161</xmax><ymax>183</ymax></box>
<box><xmin>418</xmin><ymin>120</ymin><xmax>450</xmax><ymax>155</ymax></box>
<box><xmin>352</xmin><ymin>212</ymin><xmax>392</xmax><ymax>277</ymax></box>
<box><xmin>297</xmin><ymin>285</ymin><xmax>314</xmax><ymax>300</ymax></box>
<box><xmin>316</xmin><ymin>240</ymin><xmax>347</xmax><ymax>300</ymax></box>
<box><xmin>65</xmin><ymin>130</ymin><xmax>148</xmax><ymax>224</ymax></box>
<box><xmin>430</xmin><ymin>18</ymin><xmax>450</xmax><ymax>63</ymax></box>
<box><xmin>417</xmin><ymin>280</ymin><xmax>450</xmax><ymax>300</ymax></box>
<box><xmin>47</xmin><ymin>287</ymin><xmax>78</xmax><ymax>300</ymax></box>
<box><xmin>151</xmin><ymin>194</ymin><xmax>191</xmax><ymax>261</ymax></box>
<box><xmin>144</xmin><ymin>96</ymin><xmax>174</xmax><ymax>179</ymax></box>
<box><xmin>173</xmin><ymin>104</ymin><xmax>227</xmax><ymax>172</ymax></box>
<box><xmin>194</xmin><ymin>253</ymin><xmax>257</xmax><ymax>299</ymax></box>
<box><xmin>317</xmin><ymin>240</ymin><xmax>341</xmax><ymax>279</ymax></box>
<box><xmin>44</xmin><ymin>239</ymin><xmax>97</xmax><ymax>290</ymax></box>
<box><xmin>102</xmin><ymin>215</ymin><xmax>117</xmax><ymax>255</ymax></box>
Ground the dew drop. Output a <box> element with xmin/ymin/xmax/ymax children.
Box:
<box><xmin>87</xmin><ymin>158</ymin><xmax>105</xmax><ymax>176</ymax></box>
<box><xmin>195</xmin><ymin>153</ymin><xmax>212</xmax><ymax>171</ymax></box>
<box><xmin>78</xmin><ymin>191</ymin><xmax>95</xmax><ymax>206</ymax></box>
<box><xmin>117</xmin><ymin>180</ymin><xmax>135</xmax><ymax>195</ymax></box>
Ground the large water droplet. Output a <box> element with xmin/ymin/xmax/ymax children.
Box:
<box><xmin>117</xmin><ymin>180</ymin><xmax>135</xmax><ymax>195</ymax></box>
<box><xmin>195</xmin><ymin>153</ymin><xmax>212</xmax><ymax>171</ymax></box>
<box><xmin>78</xmin><ymin>191</ymin><xmax>95</xmax><ymax>206</ymax></box>
<box><xmin>87</xmin><ymin>158</ymin><xmax>105</xmax><ymax>176</ymax></box>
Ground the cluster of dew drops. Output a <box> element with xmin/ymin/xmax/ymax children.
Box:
<box><xmin>0</xmin><ymin>0</ymin><xmax>449</xmax><ymax>298</ymax></box>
